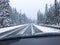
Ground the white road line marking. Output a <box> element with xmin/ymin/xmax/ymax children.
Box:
<box><xmin>0</xmin><ymin>29</ymin><xmax>19</xmax><ymax>39</ymax></box>
<box><xmin>17</xmin><ymin>25</ymin><xmax>30</xmax><ymax>35</ymax></box>
<box><xmin>0</xmin><ymin>25</ymin><xmax>26</xmax><ymax>39</ymax></box>
<box><xmin>31</xmin><ymin>25</ymin><xmax>35</xmax><ymax>35</ymax></box>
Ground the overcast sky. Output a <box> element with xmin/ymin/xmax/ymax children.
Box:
<box><xmin>9</xmin><ymin>0</ymin><xmax>59</xmax><ymax>20</ymax></box>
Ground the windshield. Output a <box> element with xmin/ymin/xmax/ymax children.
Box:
<box><xmin>0</xmin><ymin>0</ymin><xmax>60</xmax><ymax>40</ymax></box>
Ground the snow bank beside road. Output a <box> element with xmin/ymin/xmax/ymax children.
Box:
<box><xmin>33</xmin><ymin>24</ymin><xmax>60</xmax><ymax>33</ymax></box>
<box><xmin>40</xmin><ymin>24</ymin><xmax>60</xmax><ymax>29</ymax></box>
<box><xmin>0</xmin><ymin>24</ymin><xmax>27</xmax><ymax>33</ymax></box>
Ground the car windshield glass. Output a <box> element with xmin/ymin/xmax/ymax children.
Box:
<box><xmin>0</xmin><ymin>0</ymin><xmax>60</xmax><ymax>39</ymax></box>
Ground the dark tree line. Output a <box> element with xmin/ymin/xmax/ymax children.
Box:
<box><xmin>37</xmin><ymin>0</ymin><xmax>60</xmax><ymax>25</ymax></box>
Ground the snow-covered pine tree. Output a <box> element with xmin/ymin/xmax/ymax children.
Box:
<box><xmin>0</xmin><ymin>0</ymin><xmax>12</xmax><ymax>27</ymax></box>
<box><xmin>37</xmin><ymin>10</ymin><xmax>43</xmax><ymax>24</ymax></box>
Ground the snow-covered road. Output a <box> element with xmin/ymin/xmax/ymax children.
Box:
<box><xmin>0</xmin><ymin>24</ymin><xmax>60</xmax><ymax>39</ymax></box>
<box><xmin>0</xmin><ymin>24</ymin><xmax>27</xmax><ymax>33</ymax></box>
<box><xmin>33</xmin><ymin>24</ymin><xmax>60</xmax><ymax>33</ymax></box>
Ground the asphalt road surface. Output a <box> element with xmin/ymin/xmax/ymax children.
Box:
<box><xmin>0</xmin><ymin>24</ymin><xmax>60</xmax><ymax>45</ymax></box>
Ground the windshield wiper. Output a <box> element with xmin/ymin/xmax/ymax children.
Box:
<box><xmin>0</xmin><ymin>33</ymin><xmax>60</xmax><ymax>42</ymax></box>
